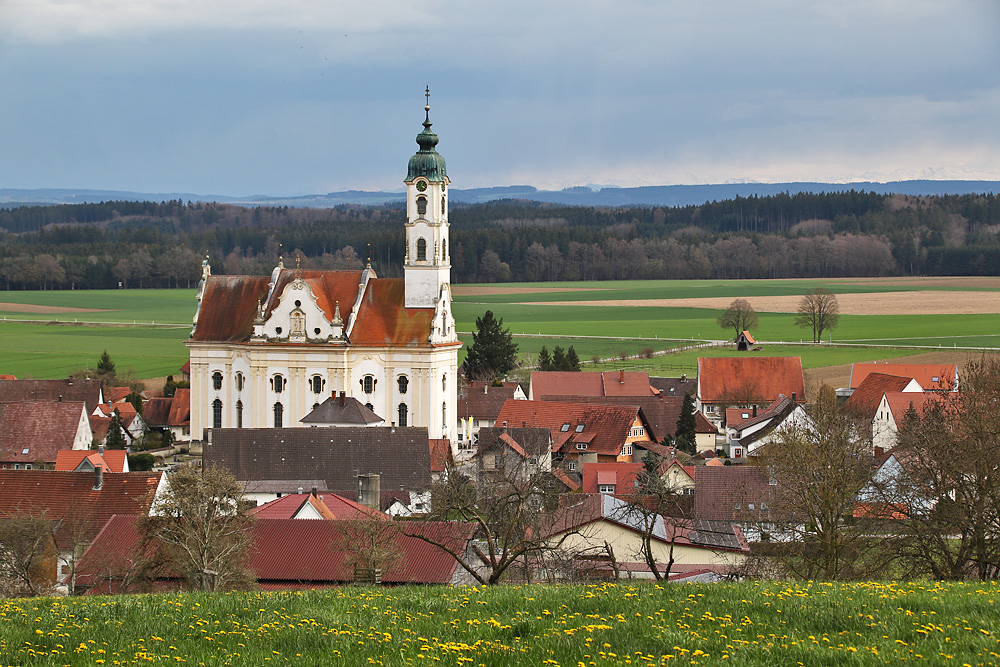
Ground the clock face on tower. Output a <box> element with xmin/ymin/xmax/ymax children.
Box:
<box><xmin>416</xmin><ymin>180</ymin><xmax>427</xmax><ymax>192</ymax></box>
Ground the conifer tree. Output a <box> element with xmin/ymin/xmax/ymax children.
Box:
<box><xmin>566</xmin><ymin>346</ymin><xmax>581</xmax><ymax>371</ymax></box>
<box><xmin>538</xmin><ymin>346</ymin><xmax>552</xmax><ymax>371</ymax></box>
<box><xmin>551</xmin><ymin>346</ymin><xmax>567</xmax><ymax>371</ymax></box>
<box><xmin>675</xmin><ymin>392</ymin><xmax>698</xmax><ymax>454</ymax></box>
<box><xmin>105</xmin><ymin>409</ymin><xmax>127</xmax><ymax>450</ymax></box>
<box><xmin>464</xmin><ymin>310</ymin><xmax>518</xmax><ymax>381</ymax></box>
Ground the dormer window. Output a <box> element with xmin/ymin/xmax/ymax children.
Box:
<box><xmin>932</xmin><ymin>376</ymin><xmax>939</xmax><ymax>382</ymax></box>
<box><xmin>598</xmin><ymin>484</ymin><xmax>615</xmax><ymax>494</ymax></box>
<box><xmin>576</xmin><ymin>443</ymin><xmax>588</xmax><ymax>450</ymax></box>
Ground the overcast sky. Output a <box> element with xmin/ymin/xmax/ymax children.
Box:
<box><xmin>1</xmin><ymin>0</ymin><xmax>998</xmax><ymax>195</ymax></box>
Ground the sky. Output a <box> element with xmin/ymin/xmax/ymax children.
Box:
<box><xmin>1</xmin><ymin>0</ymin><xmax>999</xmax><ymax>196</ymax></box>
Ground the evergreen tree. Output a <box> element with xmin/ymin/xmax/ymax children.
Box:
<box><xmin>105</xmin><ymin>409</ymin><xmax>127</xmax><ymax>450</ymax></box>
<box><xmin>96</xmin><ymin>350</ymin><xmax>115</xmax><ymax>376</ymax></box>
<box><xmin>551</xmin><ymin>346</ymin><xmax>567</xmax><ymax>371</ymax></box>
<box><xmin>464</xmin><ymin>310</ymin><xmax>519</xmax><ymax>381</ymax></box>
<box><xmin>566</xmin><ymin>346</ymin><xmax>581</xmax><ymax>371</ymax></box>
<box><xmin>125</xmin><ymin>391</ymin><xmax>143</xmax><ymax>417</ymax></box>
<box><xmin>675</xmin><ymin>392</ymin><xmax>698</xmax><ymax>455</ymax></box>
<box><xmin>538</xmin><ymin>346</ymin><xmax>552</xmax><ymax>371</ymax></box>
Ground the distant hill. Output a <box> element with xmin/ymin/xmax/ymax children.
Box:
<box><xmin>2</xmin><ymin>180</ymin><xmax>999</xmax><ymax>209</ymax></box>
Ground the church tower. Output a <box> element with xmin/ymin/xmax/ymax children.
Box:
<box><xmin>404</xmin><ymin>89</ymin><xmax>451</xmax><ymax>309</ymax></box>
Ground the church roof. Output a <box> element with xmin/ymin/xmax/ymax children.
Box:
<box><xmin>191</xmin><ymin>269</ymin><xmax>438</xmax><ymax>348</ymax></box>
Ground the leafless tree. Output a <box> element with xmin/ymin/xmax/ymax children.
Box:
<box><xmin>0</xmin><ymin>509</ymin><xmax>57</xmax><ymax>597</ymax></box>
<box><xmin>138</xmin><ymin>465</ymin><xmax>255</xmax><ymax>591</ymax></box>
<box><xmin>717</xmin><ymin>298</ymin><xmax>759</xmax><ymax>341</ymax></box>
<box><xmin>332</xmin><ymin>514</ymin><xmax>403</xmax><ymax>584</ymax></box>
<box><xmin>794</xmin><ymin>288</ymin><xmax>840</xmax><ymax>342</ymax></box>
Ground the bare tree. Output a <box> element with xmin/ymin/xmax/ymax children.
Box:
<box><xmin>717</xmin><ymin>298</ymin><xmax>759</xmax><ymax>341</ymax></box>
<box><xmin>138</xmin><ymin>465</ymin><xmax>255</xmax><ymax>591</ymax></box>
<box><xmin>332</xmin><ymin>514</ymin><xmax>403</xmax><ymax>584</ymax></box>
<box><xmin>794</xmin><ymin>288</ymin><xmax>840</xmax><ymax>342</ymax></box>
<box><xmin>0</xmin><ymin>510</ymin><xmax>57</xmax><ymax>597</ymax></box>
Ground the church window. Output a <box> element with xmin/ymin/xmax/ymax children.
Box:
<box><xmin>416</xmin><ymin>196</ymin><xmax>427</xmax><ymax>216</ymax></box>
<box><xmin>313</xmin><ymin>402</ymin><xmax>320</xmax><ymax>411</ymax></box>
<box><xmin>442</xmin><ymin>402</ymin><xmax>447</xmax><ymax>429</ymax></box>
<box><xmin>311</xmin><ymin>375</ymin><xmax>325</xmax><ymax>394</ymax></box>
<box><xmin>273</xmin><ymin>402</ymin><xmax>283</xmax><ymax>428</ymax></box>
<box><xmin>294</xmin><ymin>300</ymin><xmax>302</xmax><ymax>307</ymax></box>
<box><xmin>398</xmin><ymin>403</ymin><xmax>408</xmax><ymax>427</ymax></box>
<box><xmin>275</xmin><ymin>327</ymin><xmax>282</xmax><ymax>335</ymax></box>
<box><xmin>365</xmin><ymin>402</ymin><xmax>374</xmax><ymax>412</ymax></box>
<box><xmin>441</xmin><ymin>196</ymin><xmax>446</xmax><ymax>214</ymax></box>
<box><xmin>361</xmin><ymin>375</ymin><xmax>376</xmax><ymax>394</ymax></box>
<box><xmin>212</xmin><ymin>371</ymin><xmax>223</xmax><ymax>391</ymax></box>
<box><xmin>441</xmin><ymin>239</ymin><xmax>446</xmax><ymax>259</ymax></box>
<box><xmin>235</xmin><ymin>372</ymin><xmax>244</xmax><ymax>392</ymax></box>
<box><xmin>416</xmin><ymin>238</ymin><xmax>427</xmax><ymax>261</ymax></box>
<box><xmin>212</xmin><ymin>399</ymin><xmax>223</xmax><ymax>429</ymax></box>
<box><xmin>236</xmin><ymin>400</ymin><xmax>243</xmax><ymax>428</ymax></box>
<box><xmin>397</xmin><ymin>375</ymin><xmax>409</xmax><ymax>394</ymax></box>
<box><xmin>442</xmin><ymin>373</ymin><xmax>447</xmax><ymax>391</ymax></box>
<box><xmin>271</xmin><ymin>375</ymin><xmax>285</xmax><ymax>393</ymax></box>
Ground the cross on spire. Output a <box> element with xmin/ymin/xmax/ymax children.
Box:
<box><xmin>425</xmin><ymin>86</ymin><xmax>430</xmax><ymax>111</ymax></box>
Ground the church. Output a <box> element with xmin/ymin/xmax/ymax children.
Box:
<box><xmin>186</xmin><ymin>98</ymin><xmax>460</xmax><ymax>442</ymax></box>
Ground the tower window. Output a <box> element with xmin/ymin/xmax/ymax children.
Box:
<box><xmin>311</xmin><ymin>375</ymin><xmax>325</xmax><ymax>394</ymax></box>
<box><xmin>361</xmin><ymin>375</ymin><xmax>376</xmax><ymax>394</ymax></box>
<box><xmin>212</xmin><ymin>371</ymin><xmax>223</xmax><ymax>391</ymax></box>
<box><xmin>416</xmin><ymin>238</ymin><xmax>427</xmax><ymax>261</ymax></box>
<box><xmin>271</xmin><ymin>374</ymin><xmax>285</xmax><ymax>393</ymax></box>
<box><xmin>442</xmin><ymin>239</ymin><xmax>446</xmax><ymax>259</ymax></box>
<box><xmin>212</xmin><ymin>398</ymin><xmax>223</xmax><ymax>429</ymax></box>
<box><xmin>398</xmin><ymin>403</ymin><xmax>408</xmax><ymax>427</ymax></box>
<box><xmin>397</xmin><ymin>375</ymin><xmax>409</xmax><ymax>394</ymax></box>
<box><xmin>416</xmin><ymin>196</ymin><xmax>427</xmax><ymax>216</ymax></box>
<box><xmin>236</xmin><ymin>400</ymin><xmax>243</xmax><ymax>428</ymax></box>
<box><xmin>273</xmin><ymin>402</ymin><xmax>283</xmax><ymax>428</ymax></box>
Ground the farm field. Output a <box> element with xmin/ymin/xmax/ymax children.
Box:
<box><xmin>3</xmin><ymin>581</ymin><xmax>1000</xmax><ymax>666</ymax></box>
<box><xmin>0</xmin><ymin>277</ymin><xmax>997</xmax><ymax>379</ymax></box>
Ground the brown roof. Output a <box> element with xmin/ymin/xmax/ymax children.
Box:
<box><xmin>842</xmin><ymin>373</ymin><xmax>917</xmax><ymax>420</ymax></box>
<box><xmin>167</xmin><ymin>389</ymin><xmax>190</xmax><ymax>427</ymax></box>
<box><xmin>694</xmin><ymin>466</ymin><xmax>774</xmax><ymax>522</ymax></box>
<box><xmin>457</xmin><ymin>381</ymin><xmax>521</xmax><ymax>420</ymax></box>
<box><xmin>0</xmin><ymin>401</ymin><xmax>89</xmax><ymax>464</ymax></box>
<box><xmin>649</xmin><ymin>376</ymin><xmax>695</xmax><ymax>398</ymax></box>
<box><xmin>850</xmin><ymin>363</ymin><xmax>958</xmax><ymax>391</ymax></box>
<box><xmin>301</xmin><ymin>393</ymin><xmax>383</xmax><ymax>425</ymax></box>
<box><xmin>0</xmin><ymin>378</ymin><xmax>103</xmax><ymax>414</ymax></box>
<box><xmin>206</xmin><ymin>427</ymin><xmax>433</xmax><ymax>496</ymax></box>
<box><xmin>693</xmin><ymin>411</ymin><xmax>719</xmax><ymax>434</ymax></box>
<box><xmin>531</xmin><ymin>371</ymin><xmax>656</xmax><ymax>400</ymax></box>
<box><xmin>494</xmin><ymin>399</ymin><xmax>644</xmax><ymax>457</ymax></box>
<box><xmin>536</xmin><ymin>394</ymin><xmax>684</xmax><ymax>444</ymax></box>
<box><xmin>697</xmin><ymin>357</ymin><xmax>805</xmax><ymax>404</ymax></box>
<box><xmin>142</xmin><ymin>397</ymin><xmax>173</xmax><ymax>427</ymax></box>
<box><xmin>476</xmin><ymin>427</ymin><xmax>551</xmax><ymax>459</ymax></box>
<box><xmin>191</xmin><ymin>275</ymin><xmax>270</xmax><ymax>342</ymax></box>
<box><xmin>0</xmin><ymin>470</ymin><xmax>161</xmax><ymax>546</ymax></box>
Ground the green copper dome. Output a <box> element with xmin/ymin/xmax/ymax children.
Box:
<box><xmin>406</xmin><ymin>107</ymin><xmax>448</xmax><ymax>182</ymax></box>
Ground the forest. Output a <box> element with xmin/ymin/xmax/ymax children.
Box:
<box><xmin>1</xmin><ymin>190</ymin><xmax>999</xmax><ymax>289</ymax></box>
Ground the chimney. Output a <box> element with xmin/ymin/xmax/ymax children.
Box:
<box><xmin>311</xmin><ymin>487</ymin><xmax>318</xmax><ymax>497</ymax></box>
<box><xmin>93</xmin><ymin>466</ymin><xmax>104</xmax><ymax>491</ymax></box>
<box><xmin>680</xmin><ymin>373</ymin><xmax>687</xmax><ymax>383</ymax></box>
<box><xmin>297</xmin><ymin>486</ymin><xmax>304</xmax><ymax>494</ymax></box>
<box><xmin>357</xmin><ymin>473</ymin><xmax>381</xmax><ymax>511</ymax></box>
<box><xmin>340</xmin><ymin>391</ymin><xmax>346</xmax><ymax>406</ymax></box>
<box><xmin>752</xmin><ymin>405</ymin><xmax>757</xmax><ymax>417</ymax></box>
<box><xmin>98</xmin><ymin>444</ymin><xmax>104</xmax><ymax>455</ymax></box>
<box><xmin>619</xmin><ymin>369</ymin><xmax>625</xmax><ymax>384</ymax></box>
<box><xmin>58</xmin><ymin>394</ymin><xmax>63</xmax><ymax>403</ymax></box>
<box><xmin>792</xmin><ymin>392</ymin><xmax>797</xmax><ymax>404</ymax></box>
<box><xmin>484</xmin><ymin>384</ymin><xmax>488</xmax><ymax>394</ymax></box>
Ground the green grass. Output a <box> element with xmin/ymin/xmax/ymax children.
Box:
<box><xmin>0</xmin><ymin>289</ymin><xmax>197</xmax><ymax>324</ymax></box>
<box><xmin>3</xmin><ymin>581</ymin><xmax>1000</xmax><ymax>666</ymax></box>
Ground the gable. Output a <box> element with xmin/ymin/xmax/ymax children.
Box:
<box><xmin>697</xmin><ymin>357</ymin><xmax>805</xmax><ymax>404</ymax></box>
<box><xmin>850</xmin><ymin>363</ymin><xmax>958</xmax><ymax>391</ymax></box>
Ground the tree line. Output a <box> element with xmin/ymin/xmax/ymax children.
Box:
<box><xmin>2</xmin><ymin>190</ymin><xmax>1000</xmax><ymax>289</ymax></box>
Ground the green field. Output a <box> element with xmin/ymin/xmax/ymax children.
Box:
<box><xmin>0</xmin><ymin>279</ymin><xmax>997</xmax><ymax>379</ymax></box>
<box><xmin>3</xmin><ymin>581</ymin><xmax>1000</xmax><ymax>666</ymax></box>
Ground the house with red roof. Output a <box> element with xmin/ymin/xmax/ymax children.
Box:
<box><xmin>696</xmin><ymin>357</ymin><xmax>805</xmax><ymax>426</ymax></box>
<box><xmin>186</xmin><ymin>105</ymin><xmax>460</xmax><ymax>447</ymax></box>
<box><xmin>842</xmin><ymin>372</ymin><xmax>922</xmax><ymax>421</ymax></box>
<box><xmin>248</xmin><ymin>489</ymin><xmax>386</xmax><ymax>521</ymax></box>
<box><xmin>72</xmin><ymin>514</ymin><xmax>478</xmax><ymax>592</ymax></box>
<box><xmin>0</xmin><ymin>469</ymin><xmax>164</xmax><ymax>589</ymax></box>
<box><xmin>530</xmin><ymin>370</ymin><xmax>659</xmax><ymax>401</ymax></box>
<box><xmin>55</xmin><ymin>448</ymin><xmax>129</xmax><ymax>473</ymax></box>
<box><xmin>848</xmin><ymin>363</ymin><xmax>958</xmax><ymax>392</ymax></box>
<box><xmin>872</xmin><ymin>391</ymin><xmax>937</xmax><ymax>452</ymax></box>
<box><xmin>724</xmin><ymin>395</ymin><xmax>810</xmax><ymax>458</ymax></box>
<box><xmin>494</xmin><ymin>399</ymin><xmax>661</xmax><ymax>473</ymax></box>
<box><xmin>580</xmin><ymin>462</ymin><xmax>643</xmax><ymax>495</ymax></box>
<box><xmin>0</xmin><ymin>401</ymin><xmax>93</xmax><ymax>469</ymax></box>
<box><xmin>93</xmin><ymin>401</ymin><xmax>147</xmax><ymax>447</ymax></box>
<box><xmin>141</xmin><ymin>388</ymin><xmax>191</xmax><ymax>443</ymax></box>
<box><xmin>542</xmin><ymin>493</ymin><xmax>749</xmax><ymax>579</ymax></box>
<box><xmin>476</xmin><ymin>426</ymin><xmax>552</xmax><ymax>482</ymax></box>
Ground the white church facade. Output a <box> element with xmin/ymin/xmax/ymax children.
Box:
<box><xmin>186</xmin><ymin>98</ymin><xmax>460</xmax><ymax>441</ymax></box>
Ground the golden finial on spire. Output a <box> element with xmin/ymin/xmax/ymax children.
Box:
<box><xmin>424</xmin><ymin>86</ymin><xmax>430</xmax><ymax>111</ymax></box>
<box><xmin>295</xmin><ymin>253</ymin><xmax>302</xmax><ymax>279</ymax></box>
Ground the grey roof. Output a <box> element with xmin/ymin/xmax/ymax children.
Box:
<box><xmin>239</xmin><ymin>480</ymin><xmax>330</xmax><ymax>494</ymax></box>
<box><xmin>300</xmin><ymin>395</ymin><xmax>383</xmax><ymax>425</ymax></box>
<box><xmin>649</xmin><ymin>376</ymin><xmax>695</xmax><ymax>397</ymax></box>
<box><xmin>0</xmin><ymin>378</ymin><xmax>103</xmax><ymax>414</ymax></box>
<box><xmin>207</xmin><ymin>427</ymin><xmax>432</xmax><ymax>495</ymax></box>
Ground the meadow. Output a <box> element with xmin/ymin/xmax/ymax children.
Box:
<box><xmin>0</xmin><ymin>277</ymin><xmax>996</xmax><ymax>379</ymax></box>
<box><xmin>3</xmin><ymin>581</ymin><xmax>1000</xmax><ymax>666</ymax></box>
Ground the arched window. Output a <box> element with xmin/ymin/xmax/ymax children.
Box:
<box><xmin>235</xmin><ymin>400</ymin><xmax>243</xmax><ymax>428</ymax></box>
<box><xmin>235</xmin><ymin>372</ymin><xmax>244</xmax><ymax>392</ymax></box>
<box><xmin>442</xmin><ymin>373</ymin><xmax>447</xmax><ymax>391</ymax></box>
<box><xmin>361</xmin><ymin>375</ymin><xmax>376</xmax><ymax>394</ymax></box>
<box><xmin>416</xmin><ymin>238</ymin><xmax>427</xmax><ymax>261</ymax></box>
<box><xmin>212</xmin><ymin>371</ymin><xmax>223</xmax><ymax>391</ymax></box>
<box><xmin>416</xmin><ymin>196</ymin><xmax>427</xmax><ymax>216</ymax></box>
<box><xmin>397</xmin><ymin>375</ymin><xmax>409</xmax><ymax>394</ymax></box>
<box><xmin>365</xmin><ymin>402</ymin><xmax>374</xmax><ymax>413</ymax></box>
<box><xmin>441</xmin><ymin>196</ymin><xmax>446</xmax><ymax>215</ymax></box>
<box><xmin>442</xmin><ymin>402</ymin><xmax>447</xmax><ymax>431</ymax></box>
<box><xmin>311</xmin><ymin>375</ymin><xmax>325</xmax><ymax>394</ymax></box>
<box><xmin>271</xmin><ymin>374</ymin><xmax>285</xmax><ymax>393</ymax></box>
<box><xmin>212</xmin><ymin>399</ymin><xmax>223</xmax><ymax>429</ymax></box>
<box><xmin>398</xmin><ymin>403</ymin><xmax>408</xmax><ymax>427</ymax></box>
<box><xmin>273</xmin><ymin>402</ymin><xmax>283</xmax><ymax>428</ymax></box>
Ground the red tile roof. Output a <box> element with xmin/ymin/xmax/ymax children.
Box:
<box><xmin>429</xmin><ymin>438</ymin><xmax>452</xmax><ymax>472</ymax></box>
<box><xmin>842</xmin><ymin>373</ymin><xmax>917</xmax><ymax>419</ymax></box>
<box><xmin>531</xmin><ymin>371</ymin><xmax>655</xmax><ymax>400</ymax></box>
<box><xmin>850</xmin><ymin>363</ymin><xmax>958</xmax><ymax>391</ymax></box>
<box><xmin>494</xmin><ymin>399</ymin><xmax>643</xmax><ymax>457</ymax></box>
<box><xmin>0</xmin><ymin>401</ymin><xmax>89</xmax><ymax>464</ymax></box>
<box><xmin>693</xmin><ymin>466</ymin><xmax>773</xmax><ymax>522</ymax></box>
<box><xmin>457</xmin><ymin>381</ymin><xmax>522</xmax><ymax>420</ymax></box>
<box><xmin>697</xmin><ymin>357</ymin><xmax>805</xmax><ymax>404</ymax></box>
<box><xmin>167</xmin><ymin>389</ymin><xmax>190</xmax><ymax>427</ymax></box>
<box><xmin>0</xmin><ymin>470</ymin><xmax>162</xmax><ymax>546</ymax></box>
<box><xmin>89</xmin><ymin>416</ymin><xmax>110</xmax><ymax>444</ymax></box>
<box><xmin>580</xmin><ymin>462</ymin><xmax>643</xmax><ymax>494</ymax></box>
<box><xmin>54</xmin><ymin>449</ymin><xmax>128</xmax><ymax>473</ymax></box>
<box><xmin>536</xmin><ymin>394</ymin><xmax>684</xmax><ymax>445</ymax></box>
<box><xmin>141</xmin><ymin>397</ymin><xmax>173</xmax><ymax>427</ymax></box>
<box><xmin>191</xmin><ymin>275</ymin><xmax>271</xmax><ymax>342</ymax></box>
<box><xmin>247</xmin><ymin>492</ymin><xmax>377</xmax><ymax>521</ymax></box>
<box><xmin>350</xmin><ymin>278</ymin><xmax>440</xmax><ymax>347</ymax></box>
<box><xmin>883</xmin><ymin>391</ymin><xmax>936</xmax><ymax>421</ymax></box>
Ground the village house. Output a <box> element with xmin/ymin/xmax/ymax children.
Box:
<box><xmin>455</xmin><ymin>380</ymin><xmax>526</xmax><ymax>461</ymax></box>
<box><xmin>0</xmin><ymin>401</ymin><xmax>93</xmax><ymax>469</ymax></box>
<box><xmin>141</xmin><ymin>388</ymin><xmax>191</xmax><ymax>443</ymax></box>
<box><xmin>475</xmin><ymin>426</ymin><xmax>552</xmax><ymax>483</ymax></box>
<box><xmin>696</xmin><ymin>356</ymin><xmax>805</xmax><ymax>426</ymax></box>
<box><xmin>54</xmin><ymin>447</ymin><xmax>129</xmax><ymax>473</ymax></box>
<box><xmin>724</xmin><ymin>394</ymin><xmax>811</xmax><ymax>458</ymax></box>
